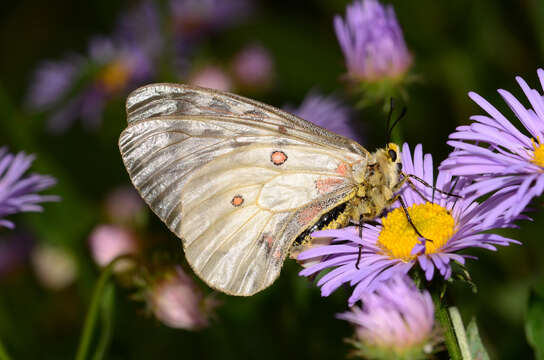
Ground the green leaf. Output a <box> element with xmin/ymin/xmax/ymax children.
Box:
<box><xmin>448</xmin><ymin>307</ymin><xmax>471</xmax><ymax>360</ymax></box>
<box><xmin>466</xmin><ymin>318</ymin><xmax>490</xmax><ymax>360</ymax></box>
<box><xmin>526</xmin><ymin>285</ymin><xmax>544</xmax><ymax>360</ymax></box>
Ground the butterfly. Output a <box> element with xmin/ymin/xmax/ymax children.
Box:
<box><xmin>119</xmin><ymin>83</ymin><xmax>403</xmax><ymax>296</ymax></box>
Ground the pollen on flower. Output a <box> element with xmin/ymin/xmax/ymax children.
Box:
<box><xmin>99</xmin><ymin>60</ymin><xmax>130</xmax><ymax>93</ymax></box>
<box><xmin>378</xmin><ymin>202</ymin><xmax>455</xmax><ymax>261</ymax></box>
<box><xmin>531</xmin><ymin>138</ymin><xmax>544</xmax><ymax>168</ymax></box>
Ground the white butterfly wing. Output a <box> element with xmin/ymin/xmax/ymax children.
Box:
<box><xmin>119</xmin><ymin>83</ymin><xmax>367</xmax><ymax>295</ymax></box>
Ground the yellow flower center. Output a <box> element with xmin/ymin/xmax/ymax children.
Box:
<box><xmin>531</xmin><ymin>138</ymin><xmax>544</xmax><ymax>167</ymax></box>
<box><xmin>99</xmin><ymin>60</ymin><xmax>130</xmax><ymax>93</ymax></box>
<box><xmin>377</xmin><ymin>202</ymin><xmax>456</xmax><ymax>261</ymax></box>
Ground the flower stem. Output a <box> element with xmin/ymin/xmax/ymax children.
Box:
<box><xmin>91</xmin><ymin>283</ymin><xmax>116</xmax><ymax>360</ymax></box>
<box><xmin>75</xmin><ymin>255</ymin><xmax>130</xmax><ymax>360</ymax></box>
<box><xmin>436</xmin><ymin>302</ymin><xmax>463</xmax><ymax>360</ymax></box>
<box><xmin>0</xmin><ymin>337</ymin><xmax>11</xmax><ymax>360</ymax></box>
<box><xmin>430</xmin><ymin>287</ymin><xmax>464</xmax><ymax>360</ymax></box>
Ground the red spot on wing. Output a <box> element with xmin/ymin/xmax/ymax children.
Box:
<box><xmin>297</xmin><ymin>205</ymin><xmax>322</xmax><ymax>226</ymax></box>
<box><xmin>315</xmin><ymin>178</ymin><xmax>344</xmax><ymax>194</ymax></box>
<box><xmin>335</xmin><ymin>162</ymin><xmax>348</xmax><ymax>176</ymax></box>
<box><xmin>231</xmin><ymin>195</ymin><xmax>244</xmax><ymax>207</ymax></box>
<box><xmin>271</xmin><ymin>151</ymin><xmax>288</xmax><ymax>166</ymax></box>
<box><xmin>263</xmin><ymin>234</ymin><xmax>275</xmax><ymax>249</ymax></box>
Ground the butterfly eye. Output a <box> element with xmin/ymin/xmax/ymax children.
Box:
<box><xmin>388</xmin><ymin>149</ymin><xmax>397</xmax><ymax>162</ymax></box>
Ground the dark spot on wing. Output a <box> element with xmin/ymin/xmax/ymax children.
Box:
<box><xmin>209</xmin><ymin>97</ymin><xmax>231</xmax><ymax>113</ymax></box>
<box><xmin>202</xmin><ymin>129</ymin><xmax>225</xmax><ymax>137</ymax></box>
<box><xmin>243</xmin><ymin>110</ymin><xmax>267</xmax><ymax>118</ymax></box>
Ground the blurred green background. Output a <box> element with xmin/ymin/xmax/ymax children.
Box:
<box><xmin>0</xmin><ymin>0</ymin><xmax>543</xmax><ymax>359</ymax></box>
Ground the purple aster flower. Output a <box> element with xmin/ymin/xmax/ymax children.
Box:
<box><xmin>0</xmin><ymin>148</ymin><xmax>58</xmax><ymax>229</ymax></box>
<box><xmin>335</xmin><ymin>0</ymin><xmax>412</xmax><ymax>81</ymax></box>
<box><xmin>287</xmin><ymin>92</ymin><xmax>364</xmax><ymax>143</ymax></box>
<box><xmin>298</xmin><ymin>143</ymin><xmax>520</xmax><ymax>305</ymax></box>
<box><xmin>27</xmin><ymin>2</ymin><xmax>159</xmax><ymax>133</ymax></box>
<box><xmin>26</xmin><ymin>56</ymin><xmax>83</xmax><ymax>110</ymax></box>
<box><xmin>115</xmin><ymin>1</ymin><xmax>162</xmax><ymax>57</ymax></box>
<box><xmin>441</xmin><ymin>69</ymin><xmax>544</xmax><ymax>221</ymax></box>
<box><xmin>338</xmin><ymin>274</ymin><xmax>439</xmax><ymax>359</ymax></box>
<box><xmin>42</xmin><ymin>38</ymin><xmax>154</xmax><ymax>133</ymax></box>
<box><xmin>88</xmin><ymin>36</ymin><xmax>155</xmax><ymax>92</ymax></box>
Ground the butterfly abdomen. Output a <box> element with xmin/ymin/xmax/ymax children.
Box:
<box><xmin>293</xmin><ymin>202</ymin><xmax>350</xmax><ymax>246</ymax></box>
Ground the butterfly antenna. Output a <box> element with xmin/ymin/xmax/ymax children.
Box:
<box><xmin>387</xmin><ymin>106</ymin><xmax>407</xmax><ymax>144</ymax></box>
<box><xmin>385</xmin><ymin>98</ymin><xmax>394</xmax><ymax>144</ymax></box>
<box><xmin>356</xmin><ymin>215</ymin><xmax>364</xmax><ymax>270</ymax></box>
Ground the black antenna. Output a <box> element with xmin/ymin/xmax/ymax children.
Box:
<box><xmin>385</xmin><ymin>98</ymin><xmax>394</xmax><ymax>143</ymax></box>
<box><xmin>386</xmin><ymin>106</ymin><xmax>407</xmax><ymax>144</ymax></box>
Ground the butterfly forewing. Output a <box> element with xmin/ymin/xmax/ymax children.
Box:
<box><xmin>119</xmin><ymin>83</ymin><xmax>368</xmax><ymax>295</ymax></box>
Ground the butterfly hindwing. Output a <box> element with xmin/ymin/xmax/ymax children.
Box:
<box><xmin>119</xmin><ymin>84</ymin><xmax>367</xmax><ymax>295</ymax></box>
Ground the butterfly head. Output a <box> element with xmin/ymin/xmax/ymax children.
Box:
<box><xmin>352</xmin><ymin>143</ymin><xmax>403</xmax><ymax>189</ymax></box>
<box><xmin>380</xmin><ymin>142</ymin><xmax>403</xmax><ymax>188</ymax></box>
<box><xmin>385</xmin><ymin>142</ymin><xmax>402</xmax><ymax>171</ymax></box>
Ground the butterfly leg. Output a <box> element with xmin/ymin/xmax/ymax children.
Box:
<box><xmin>404</xmin><ymin>178</ymin><xmax>432</xmax><ymax>203</ymax></box>
<box><xmin>395</xmin><ymin>195</ymin><xmax>434</xmax><ymax>244</ymax></box>
<box><xmin>404</xmin><ymin>174</ymin><xmax>462</xmax><ymax>199</ymax></box>
<box><xmin>356</xmin><ymin>215</ymin><xmax>364</xmax><ymax>270</ymax></box>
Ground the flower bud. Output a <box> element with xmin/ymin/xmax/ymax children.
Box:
<box><xmin>338</xmin><ymin>274</ymin><xmax>440</xmax><ymax>360</ymax></box>
<box><xmin>148</xmin><ymin>266</ymin><xmax>218</xmax><ymax>330</ymax></box>
<box><xmin>88</xmin><ymin>224</ymin><xmax>138</xmax><ymax>269</ymax></box>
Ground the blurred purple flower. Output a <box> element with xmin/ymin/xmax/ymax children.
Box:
<box><xmin>287</xmin><ymin>93</ymin><xmax>364</xmax><ymax>143</ymax></box>
<box><xmin>299</xmin><ymin>143</ymin><xmax>520</xmax><ymax>305</ymax></box>
<box><xmin>190</xmin><ymin>65</ymin><xmax>232</xmax><ymax>91</ymax></box>
<box><xmin>26</xmin><ymin>2</ymin><xmax>160</xmax><ymax>133</ymax></box>
<box><xmin>338</xmin><ymin>274</ymin><xmax>438</xmax><ymax>358</ymax></box>
<box><xmin>0</xmin><ymin>148</ymin><xmax>58</xmax><ymax>229</ymax></box>
<box><xmin>335</xmin><ymin>0</ymin><xmax>412</xmax><ymax>81</ymax></box>
<box><xmin>148</xmin><ymin>266</ymin><xmax>219</xmax><ymax>330</ymax></box>
<box><xmin>26</xmin><ymin>56</ymin><xmax>83</xmax><ymax>110</ymax></box>
<box><xmin>89</xmin><ymin>224</ymin><xmax>139</xmax><ymax>268</ymax></box>
<box><xmin>115</xmin><ymin>1</ymin><xmax>162</xmax><ymax>56</ymax></box>
<box><xmin>43</xmin><ymin>40</ymin><xmax>154</xmax><ymax>133</ymax></box>
<box><xmin>441</xmin><ymin>69</ymin><xmax>544</xmax><ymax>221</ymax></box>
<box><xmin>232</xmin><ymin>44</ymin><xmax>274</xmax><ymax>89</ymax></box>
